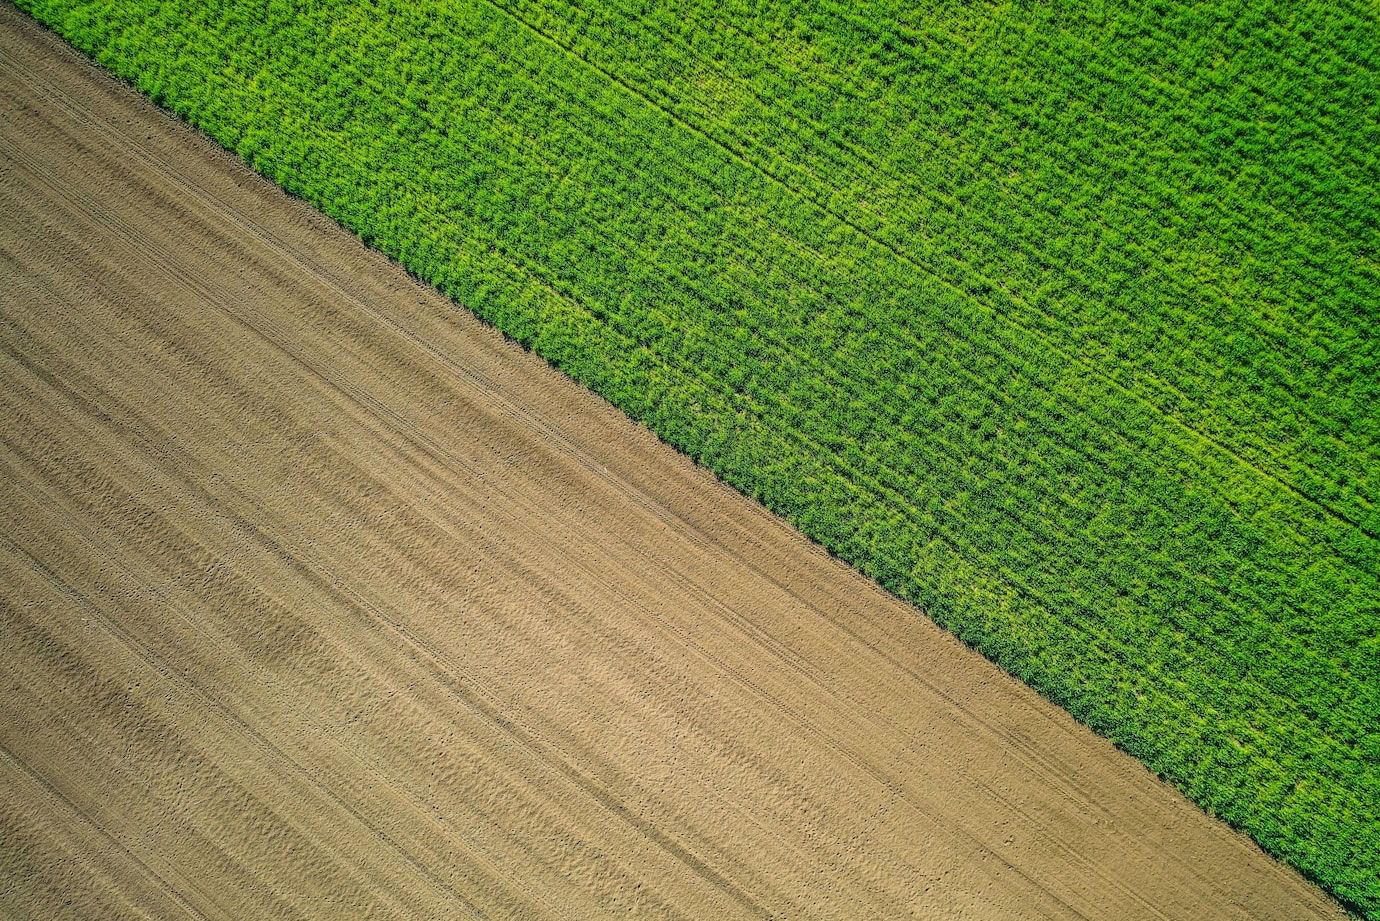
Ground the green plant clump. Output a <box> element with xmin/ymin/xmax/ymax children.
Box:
<box><xmin>19</xmin><ymin>0</ymin><xmax>1378</xmax><ymax>912</ymax></box>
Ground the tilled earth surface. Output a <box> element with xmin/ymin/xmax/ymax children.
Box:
<box><xmin>0</xmin><ymin>8</ymin><xmax>1345</xmax><ymax>919</ymax></box>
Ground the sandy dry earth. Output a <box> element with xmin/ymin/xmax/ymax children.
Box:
<box><xmin>0</xmin><ymin>8</ymin><xmax>1347</xmax><ymax>920</ymax></box>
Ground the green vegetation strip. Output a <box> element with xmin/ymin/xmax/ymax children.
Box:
<box><xmin>20</xmin><ymin>0</ymin><xmax>1378</xmax><ymax>911</ymax></box>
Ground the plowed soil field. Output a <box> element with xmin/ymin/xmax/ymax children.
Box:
<box><xmin>0</xmin><ymin>8</ymin><xmax>1345</xmax><ymax>920</ymax></box>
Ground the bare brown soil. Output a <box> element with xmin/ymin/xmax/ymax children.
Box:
<box><xmin>0</xmin><ymin>8</ymin><xmax>1346</xmax><ymax>919</ymax></box>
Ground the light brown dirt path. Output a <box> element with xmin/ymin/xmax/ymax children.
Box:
<box><xmin>0</xmin><ymin>7</ymin><xmax>1347</xmax><ymax>920</ymax></box>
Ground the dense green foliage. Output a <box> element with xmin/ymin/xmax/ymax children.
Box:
<box><xmin>21</xmin><ymin>0</ymin><xmax>1378</xmax><ymax>910</ymax></box>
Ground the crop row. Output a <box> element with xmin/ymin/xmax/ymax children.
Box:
<box><xmin>494</xmin><ymin>0</ymin><xmax>1380</xmax><ymax>533</ymax></box>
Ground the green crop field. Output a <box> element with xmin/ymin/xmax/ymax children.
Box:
<box><xmin>18</xmin><ymin>0</ymin><xmax>1378</xmax><ymax>912</ymax></box>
